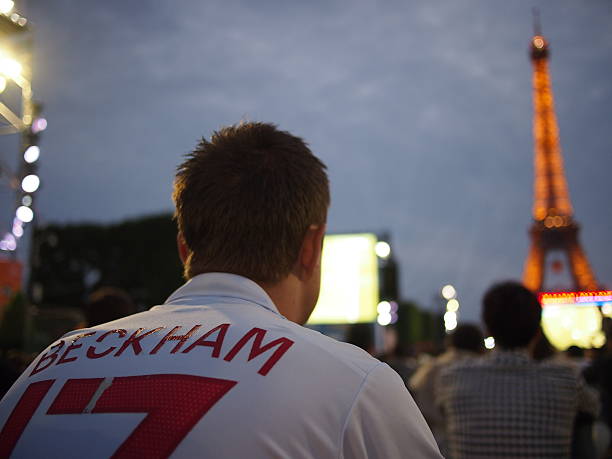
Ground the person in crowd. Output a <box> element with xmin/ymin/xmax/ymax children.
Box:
<box><xmin>529</xmin><ymin>327</ymin><xmax>600</xmax><ymax>457</ymax></box>
<box><xmin>345</xmin><ymin>322</ymin><xmax>376</xmax><ymax>355</ymax></box>
<box><xmin>0</xmin><ymin>122</ymin><xmax>441</xmax><ymax>458</ymax></box>
<box><xmin>85</xmin><ymin>286</ymin><xmax>136</xmax><ymax>327</ymax></box>
<box><xmin>530</xmin><ymin>325</ymin><xmax>557</xmax><ymax>361</ymax></box>
<box><xmin>378</xmin><ymin>328</ymin><xmax>417</xmax><ymax>390</ymax></box>
<box><xmin>436</xmin><ymin>281</ymin><xmax>599</xmax><ymax>458</ymax></box>
<box><xmin>410</xmin><ymin>323</ymin><xmax>484</xmax><ymax>455</ymax></box>
<box><xmin>584</xmin><ymin>317</ymin><xmax>612</xmax><ymax>457</ymax></box>
<box><xmin>0</xmin><ymin>356</ymin><xmax>20</xmax><ymax>399</ymax></box>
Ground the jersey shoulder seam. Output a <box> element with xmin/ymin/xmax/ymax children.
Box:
<box><xmin>336</xmin><ymin>361</ymin><xmax>386</xmax><ymax>459</ymax></box>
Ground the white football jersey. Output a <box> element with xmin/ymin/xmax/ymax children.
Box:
<box><xmin>0</xmin><ymin>273</ymin><xmax>441</xmax><ymax>458</ymax></box>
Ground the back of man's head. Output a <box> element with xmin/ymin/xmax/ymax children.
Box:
<box><xmin>173</xmin><ymin>122</ymin><xmax>330</xmax><ymax>283</ymax></box>
<box><xmin>482</xmin><ymin>281</ymin><xmax>541</xmax><ymax>349</ymax></box>
<box><xmin>448</xmin><ymin>323</ymin><xmax>484</xmax><ymax>354</ymax></box>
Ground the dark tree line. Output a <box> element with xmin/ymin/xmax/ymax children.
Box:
<box><xmin>23</xmin><ymin>214</ymin><xmax>444</xmax><ymax>351</ymax></box>
<box><xmin>29</xmin><ymin>213</ymin><xmax>184</xmax><ymax>312</ymax></box>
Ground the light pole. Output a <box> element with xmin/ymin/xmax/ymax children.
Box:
<box><xmin>0</xmin><ymin>1</ymin><xmax>45</xmax><ymax>258</ymax></box>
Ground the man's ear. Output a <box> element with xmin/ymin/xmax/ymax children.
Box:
<box><xmin>177</xmin><ymin>232</ymin><xmax>189</xmax><ymax>265</ymax></box>
<box><xmin>297</xmin><ymin>224</ymin><xmax>326</xmax><ymax>280</ymax></box>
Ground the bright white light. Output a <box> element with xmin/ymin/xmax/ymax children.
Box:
<box><xmin>0</xmin><ymin>0</ymin><xmax>14</xmax><ymax>15</ymax></box>
<box><xmin>31</xmin><ymin>117</ymin><xmax>47</xmax><ymax>133</ymax></box>
<box><xmin>0</xmin><ymin>76</ymin><xmax>5</xmax><ymax>93</ymax></box>
<box><xmin>21</xmin><ymin>195</ymin><xmax>32</xmax><ymax>206</ymax></box>
<box><xmin>377</xmin><ymin>301</ymin><xmax>391</xmax><ymax>314</ymax></box>
<box><xmin>377</xmin><ymin>312</ymin><xmax>392</xmax><ymax>326</ymax></box>
<box><xmin>484</xmin><ymin>336</ymin><xmax>495</xmax><ymax>350</ymax></box>
<box><xmin>375</xmin><ymin>241</ymin><xmax>391</xmax><ymax>259</ymax></box>
<box><xmin>444</xmin><ymin>310</ymin><xmax>457</xmax><ymax>331</ymax></box>
<box><xmin>602</xmin><ymin>303</ymin><xmax>612</xmax><ymax>316</ymax></box>
<box><xmin>16</xmin><ymin>205</ymin><xmax>33</xmax><ymax>222</ymax></box>
<box><xmin>0</xmin><ymin>57</ymin><xmax>21</xmax><ymax>79</ymax></box>
<box><xmin>441</xmin><ymin>284</ymin><xmax>456</xmax><ymax>300</ymax></box>
<box><xmin>17</xmin><ymin>16</ymin><xmax>26</xmax><ymax>26</ymax></box>
<box><xmin>446</xmin><ymin>298</ymin><xmax>459</xmax><ymax>312</ymax></box>
<box><xmin>21</xmin><ymin>174</ymin><xmax>40</xmax><ymax>193</ymax></box>
<box><xmin>24</xmin><ymin>145</ymin><xmax>40</xmax><ymax>163</ymax></box>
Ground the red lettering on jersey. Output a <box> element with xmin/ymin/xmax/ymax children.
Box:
<box><xmin>182</xmin><ymin>323</ymin><xmax>229</xmax><ymax>358</ymax></box>
<box><xmin>223</xmin><ymin>328</ymin><xmax>294</xmax><ymax>376</ymax></box>
<box><xmin>114</xmin><ymin>327</ymin><xmax>164</xmax><ymax>357</ymax></box>
<box><xmin>0</xmin><ymin>379</ymin><xmax>55</xmax><ymax>457</ymax></box>
<box><xmin>87</xmin><ymin>329</ymin><xmax>128</xmax><ymax>359</ymax></box>
<box><xmin>150</xmin><ymin>325</ymin><xmax>202</xmax><ymax>354</ymax></box>
<box><xmin>93</xmin><ymin>374</ymin><xmax>236</xmax><ymax>458</ymax></box>
<box><xmin>30</xmin><ymin>341</ymin><xmax>65</xmax><ymax>376</ymax></box>
<box><xmin>47</xmin><ymin>378</ymin><xmax>104</xmax><ymax>414</ymax></box>
<box><xmin>57</xmin><ymin>332</ymin><xmax>96</xmax><ymax>365</ymax></box>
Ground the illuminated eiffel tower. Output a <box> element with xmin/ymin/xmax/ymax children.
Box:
<box><xmin>522</xmin><ymin>18</ymin><xmax>598</xmax><ymax>293</ymax></box>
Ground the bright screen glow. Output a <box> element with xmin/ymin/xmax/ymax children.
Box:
<box><xmin>307</xmin><ymin>233</ymin><xmax>379</xmax><ymax>325</ymax></box>
<box><xmin>539</xmin><ymin>291</ymin><xmax>612</xmax><ymax>349</ymax></box>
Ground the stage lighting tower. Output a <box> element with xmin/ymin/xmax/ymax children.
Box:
<box><xmin>0</xmin><ymin>3</ymin><xmax>45</xmax><ymax>256</ymax></box>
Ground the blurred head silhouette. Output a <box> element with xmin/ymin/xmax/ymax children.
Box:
<box><xmin>482</xmin><ymin>281</ymin><xmax>541</xmax><ymax>350</ymax></box>
<box><xmin>86</xmin><ymin>287</ymin><xmax>136</xmax><ymax>327</ymax></box>
<box><xmin>447</xmin><ymin>323</ymin><xmax>484</xmax><ymax>354</ymax></box>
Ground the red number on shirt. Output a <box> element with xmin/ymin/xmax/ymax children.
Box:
<box><xmin>0</xmin><ymin>374</ymin><xmax>237</xmax><ymax>459</ymax></box>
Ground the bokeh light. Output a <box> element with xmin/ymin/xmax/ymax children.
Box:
<box><xmin>375</xmin><ymin>241</ymin><xmax>391</xmax><ymax>259</ymax></box>
<box><xmin>21</xmin><ymin>174</ymin><xmax>40</xmax><ymax>193</ymax></box>
<box><xmin>24</xmin><ymin>145</ymin><xmax>40</xmax><ymax>163</ymax></box>
<box><xmin>441</xmin><ymin>284</ymin><xmax>456</xmax><ymax>300</ymax></box>
<box><xmin>16</xmin><ymin>205</ymin><xmax>33</xmax><ymax>223</ymax></box>
<box><xmin>446</xmin><ymin>298</ymin><xmax>459</xmax><ymax>312</ymax></box>
<box><xmin>0</xmin><ymin>0</ymin><xmax>14</xmax><ymax>15</ymax></box>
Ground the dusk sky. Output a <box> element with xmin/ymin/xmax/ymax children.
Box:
<box><xmin>2</xmin><ymin>1</ymin><xmax>611</xmax><ymax>322</ymax></box>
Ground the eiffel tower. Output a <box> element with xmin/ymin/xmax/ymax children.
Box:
<box><xmin>522</xmin><ymin>18</ymin><xmax>598</xmax><ymax>293</ymax></box>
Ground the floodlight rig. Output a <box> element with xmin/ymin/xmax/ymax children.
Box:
<box><xmin>0</xmin><ymin>1</ymin><xmax>45</xmax><ymax>255</ymax></box>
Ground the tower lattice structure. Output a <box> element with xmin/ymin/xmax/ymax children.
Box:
<box><xmin>522</xmin><ymin>28</ymin><xmax>598</xmax><ymax>292</ymax></box>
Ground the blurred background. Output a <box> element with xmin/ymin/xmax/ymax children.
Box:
<box><xmin>0</xmin><ymin>1</ymin><xmax>610</xmax><ymax>362</ymax></box>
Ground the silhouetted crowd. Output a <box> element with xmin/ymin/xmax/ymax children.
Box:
<box><xmin>369</xmin><ymin>282</ymin><xmax>612</xmax><ymax>458</ymax></box>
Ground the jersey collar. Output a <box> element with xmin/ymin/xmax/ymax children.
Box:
<box><xmin>164</xmin><ymin>272</ymin><xmax>282</xmax><ymax>316</ymax></box>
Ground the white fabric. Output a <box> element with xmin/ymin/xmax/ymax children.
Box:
<box><xmin>0</xmin><ymin>273</ymin><xmax>441</xmax><ymax>458</ymax></box>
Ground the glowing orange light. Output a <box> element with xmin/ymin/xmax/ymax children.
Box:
<box><xmin>534</xmin><ymin>37</ymin><xmax>545</xmax><ymax>49</ymax></box>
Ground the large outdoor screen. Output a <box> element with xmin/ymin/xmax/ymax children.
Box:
<box><xmin>307</xmin><ymin>233</ymin><xmax>379</xmax><ymax>325</ymax></box>
<box><xmin>539</xmin><ymin>290</ymin><xmax>612</xmax><ymax>349</ymax></box>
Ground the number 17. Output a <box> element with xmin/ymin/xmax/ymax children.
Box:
<box><xmin>0</xmin><ymin>374</ymin><xmax>236</xmax><ymax>458</ymax></box>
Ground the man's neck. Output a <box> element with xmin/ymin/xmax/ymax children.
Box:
<box><xmin>259</xmin><ymin>275</ymin><xmax>306</xmax><ymax>325</ymax></box>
